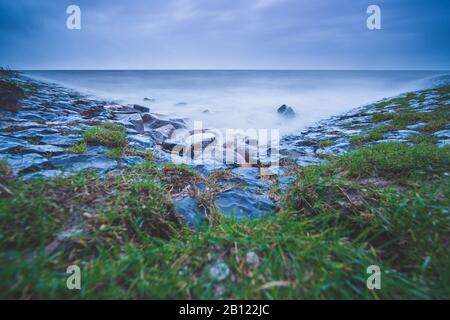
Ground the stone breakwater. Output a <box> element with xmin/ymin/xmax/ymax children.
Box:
<box><xmin>0</xmin><ymin>73</ymin><xmax>449</xmax><ymax>225</ymax></box>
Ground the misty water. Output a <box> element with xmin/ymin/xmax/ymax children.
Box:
<box><xmin>25</xmin><ymin>70</ymin><xmax>448</xmax><ymax>135</ymax></box>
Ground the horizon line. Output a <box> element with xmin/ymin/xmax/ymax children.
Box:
<box><xmin>17</xmin><ymin>68</ymin><xmax>450</xmax><ymax>72</ymax></box>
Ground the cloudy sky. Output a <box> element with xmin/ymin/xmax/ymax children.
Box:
<box><xmin>0</xmin><ymin>0</ymin><xmax>449</xmax><ymax>70</ymax></box>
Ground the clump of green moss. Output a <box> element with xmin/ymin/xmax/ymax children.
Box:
<box><xmin>350</xmin><ymin>125</ymin><xmax>391</xmax><ymax>146</ymax></box>
<box><xmin>318</xmin><ymin>139</ymin><xmax>334</xmax><ymax>148</ymax></box>
<box><xmin>83</xmin><ymin>123</ymin><xmax>127</xmax><ymax>148</ymax></box>
<box><xmin>68</xmin><ymin>141</ymin><xmax>87</xmax><ymax>154</ymax></box>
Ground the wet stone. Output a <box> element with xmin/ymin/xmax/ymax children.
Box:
<box><xmin>0</xmin><ymin>136</ymin><xmax>30</xmax><ymax>152</ymax></box>
<box><xmin>296</xmin><ymin>156</ymin><xmax>323</xmax><ymax>167</ymax></box>
<box><xmin>39</xmin><ymin>135</ymin><xmax>83</xmax><ymax>147</ymax></box>
<box><xmin>49</xmin><ymin>154</ymin><xmax>118</xmax><ymax>174</ymax></box>
<box><xmin>433</xmin><ymin>130</ymin><xmax>450</xmax><ymax>139</ymax></box>
<box><xmin>230</xmin><ymin>167</ymin><xmax>270</xmax><ymax>192</ymax></box>
<box><xmin>121</xmin><ymin>156</ymin><xmax>145</xmax><ymax>167</ymax></box>
<box><xmin>0</xmin><ymin>153</ymin><xmax>48</xmax><ymax>174</ymax></box>
<box><xmin>173</xmin><ymin>196</ymin><xmax>207</xmax><ymax>228</ymax></box>
<box><xmin>21</xmin><ymin>169</ymin><xmax>63</xmax><ymax>181</ymax></box>
<box><xmin>407</xmin><ymin>122</ymin><xmax>427</xmax><ymax>130</ymax></box>
<box><xmin>214</xmin><ymin>189</ymin><xmax>277</xmax><ymax>219</ymax></box>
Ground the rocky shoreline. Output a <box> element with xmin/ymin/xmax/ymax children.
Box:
<box><xmin>1</xmin><ymin>72</ymin><xmax>449</xmax><ymax>226</ymax></box>
<box><xmin>1</xmin><ymin>71</ymin><xmax>449</xmax><ymax>299</ymax></box>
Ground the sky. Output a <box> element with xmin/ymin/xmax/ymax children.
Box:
<box><xmin>0</xmin><ymin>0</ymin><xmax>449</xmax><ymax>70</ymax></box>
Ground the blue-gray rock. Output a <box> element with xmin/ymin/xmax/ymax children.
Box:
<box><xmin>39</xmin><ymin>135</ymin><xmax>83</xmax><ymax>147</ymax></box>
<box><xmin>50</xmin><ymin>154</ymin><xmax>117</xmax><ymax>174</ymax></box>
<box><xmin>128</xmin><ymin>134</ymin><xmax>155</xmax><ymax>149</ymax></box>
<box><xmin>384</xmin><ymin>130</ymin><xmax>420</xmax><ymax>140</ymax></box>
<box><xmin>25</xmin><ymin>144</ymin><xmax>65</xmax><ymax>154</ymax></box>
<box><xmin>407</xmin><ymin>122</ymin><xmax>427</xmax><ymax>130</ymax></box>
<box><xmin>437</xmin><ymin>139</ymin><xmax>450</xmax><ymax>148</ymax></box>
<box><xmin>122</xmin><ymin>156</ymin><xmax>145</xmax><ymax>167</ymax></box>
<box><xmin>277</xmin><ymin>104</ymin><xmax>296</xmax><ymax>118</ymax></box>
<box><xmin>173</xmin><ymin>196</ymin><xmax>207</xmax><ymax>228</ymax></box>
<box><xmin>21</xmin><ymin>170</ymin><xmax>63</xmax><ymax>181</ymax></box>
<box><xmin>296</xmin><ymin>156</ymin><xmax>323</xmax><ymax>167</ymax></box>
<box><xmin>230</xmin><ymin>167</ymin><xmax>270</xmax><ymax>192</ymax></box>
<box><xmin>214</xmin><ymin>189</ymin><xmax>277</xmax><ymax>219</ymax></box>
<box><xmin>0</xmin><ymin>153</ymin><xmax>48</xmax><ymax>174</ymax></box>
<box><xmin>433</xmin><ymin>130</ymin><xmax>450</xmax><ymax>139</ymax></box>
<box><xmin>133</xmin><ymin>104</ymin><xmax>150</xmax><ymax>113</ymax></box>
<box><xmin>0</xmin><ymin>136</ymin><xmax>30</xmax><ymax>152</ymax></box>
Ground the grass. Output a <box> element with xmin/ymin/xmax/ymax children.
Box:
<box><xmin>318</xmin><ymin>139</ymin><xmax>334</xmax><ymax>148</ymax></box>
<box><xmin>68</xmin><ymin>141</ymin><xmax>87</xmax><ymax>154</ymax></box>
<box><xmin>350</xmin><ymin>125</ymin><xmax>391</xmax><ymax>146</ymax></box>
<box><xmin>83</xmin><ymin>123</ymin><xmax>127</xmax><ymax>148</ymax></box>
<box><xmin>0</xmin><ymin>142</ymin><xmax>448</xmax><ymax>299</ymax></box>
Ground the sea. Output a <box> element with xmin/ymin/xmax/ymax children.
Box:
<box><xmin>24</xmin><ymin>70</ymin><xmax>450</xmax><ymax>136</ymax></box>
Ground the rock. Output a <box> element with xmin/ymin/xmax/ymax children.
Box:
<box><xmin>0</xmin><ymin>80</ymin><xmax>25</xmax><ymax>111</ymax></box>
<box><xmin>174</xmin><ymin>102</ymin><xmax>188</xmax><ymax>106</ymax></box>
<box><xmin>25</xmin><ymin>144</ymin><xmax>65</xmax><ymax>154</ymax></box>
<box><xmin>143</xmin><ymin>113</ymin><xmax>186</xmax><ymax>129</ymax></box>
<box><xmin>0</xmin><ymin>153</ymin><xmax>48</xmax><ymax>174</ymax></box>
<box><xmin>185</xmin><ymin>132</ymin><xmax>216</xmax><ymax>157</ymax></box>
<box><xmin>202</xmin><ymin>109</ymin><xmax>210</xmax><ymax>114</ymax></box>
<box><xmin>173</xmin><ymin>196</ymin><xmax>207</xmax><ymax>227</ymax></box>
<box><xmin>437</xmin><ymin>139</ymin><xmax>450</xmax><ymax>148</ymax></box>
<box><xmin>277</xmin><ymin>104</ymin><xmax>296</xmax><ymax>118</ymax></box>
<box><xmin>7</xmin><ymin>127</ymin><xmax>60</xmax><ymax>138</ymax></box>
<box><xmin>209</xmin><ymin>262</ymin><xmax>230</xmax><ymax>281</ymax></box>
<box><xmin>230</xmin><ymin>167</ymin><xmax>270</xmax><ymax>192</ymax></box>
<box><xmin>50</xmin><ymin>154</ymin><xmax>117</xmax><ymax>174</ymax></box>
<box><xmin>154</xmin><ymin>124</ymin><xmax>176</xmax><ymax>139</ymax></box>
<box><xmin>115</xmin><ymin>113</ymin><xmax>144</xmax><ymax>133</ymax></box>
<box><xmin>315</xmin><ymin>141</ymin><xmax>350</xmax><ymax>157</ymax></box>
<box><xmin>214</xmin><ymin>189</ymin><xmax>277</xmax><ymax>219</ymax></box>
<box><xmin>21</xmin><ymin>170</ymin><xmax>63</xmax><ymax>181</ymax></box>
<box><xmin>39</xmin><ymin>135</ymin><xmax>83</xmax><ymax>147</ymax></box>
<box><xmin>133</xmin><ymin>104</ymin><xmax>150</xmax><ymax>113</ymax></box>
<box><xmin>193</xmin><ymin>161</ymin><xmax>227</xmax><ymax>176</ymax></box>
<box><xmin>121</xmin><ymin>156</ymin><xmax>145</xmax><ymax>167</ymax></box>
<box><xmin>143</xmin><ymin>97</ymin><xmax>155</xmax><ymax>102</ymax></box>
<box><xmin>296</xmin><ymin>156</ymin><xmax>323</xmax><ymax>167</ymax></box>
<box><xmin>433</xmin><ymin>130</ymin><xmax>450</xmax><ymax>139</ymax></box>
<box><xmin>245</xmin><ymin>252</ymin><xmax>260</xmax><ymax>267</ymax></box>
<box><xmin>161</xmin><ymin>138</ymin><xmax>183</xmax><ymax>152</ymax></box>
<box><xmin>384</xmin><ymin>130</ymin><xmax>420</xmax><ymax>140</ymax></box>
<box><xmin>407</xmin><ymin>122</ymin><xmax>427</xmax><ymax>130</ymax></box>
<box><xmin>128</xmin><ymin>134</ymin><xmax>155</xmax><ymax>149</ymax></box>
<box><xmin>0</xmin><ymin>136</ymin><xmax>30</xmax><ymax>152</ymax></box>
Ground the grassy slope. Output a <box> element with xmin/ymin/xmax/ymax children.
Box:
<box><xmin>0</xmin><ymin>85</ymin><xmax>449</xmax><ymax>299</ymax></box>
<box><xmin>1</xmin><ymin>142</ymin><xmax>448</xmax><ymax>299</ymax></box>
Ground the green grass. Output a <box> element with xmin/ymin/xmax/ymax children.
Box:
<box><xmin>106</xmin><ymin>147</ymin><xmax>123</xmax><ymax>159</ymax></box>
<box><xmin>83</xmin><ymin>123</ymin><xmax>127</xmax><ymax>148</ymax></box>
<box><xmin>350</xmin><ymin>125</ymin><xmax>391</xmax><ymax>146</ymax></box>
<box><xmin>0</xmin><ymin>142</ymin><xmax>449</xmax><ymax>299</ymax></box>
<box><xmin>68</xmin><ymin>141</ymin><xmax>87</xmax><ymax>154</ymax></box>
<box><xmin>318</xmin><ymin>139</ymin><xmax>334</xmax><ymax>148</ymax></box>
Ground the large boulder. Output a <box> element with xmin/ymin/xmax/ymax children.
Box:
<box><xmin>0</xmin><ymin>80</ymin><xmax>25</xmax><ymax>111</ymax></box>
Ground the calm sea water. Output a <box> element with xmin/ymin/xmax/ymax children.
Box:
<box><xmin>24</xmin><ymin>70</ymin><xmax>449</xmax><ymax>135</ymax></box>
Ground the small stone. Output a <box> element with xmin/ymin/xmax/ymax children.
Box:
<box><xmin>209</xmin><ymin>262</ymin><xmax>230</xmax><ymax>281</ymax></box>
<box><xmin>245</xmin><ymin>251</ymin><xmax>260</xmax><ymax>267</ymax></box>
